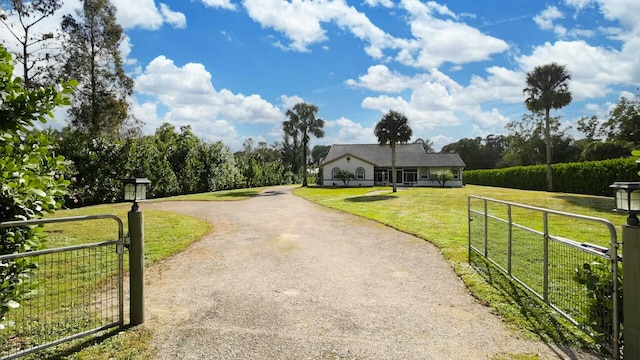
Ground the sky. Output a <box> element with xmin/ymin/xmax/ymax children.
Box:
<box><xmin>2</xmin><ymin>0</ymin><xmax>640</xmax><ymax>152</ymax></box>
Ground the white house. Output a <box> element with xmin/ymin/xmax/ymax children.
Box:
<box><xmin>320</xmin><ymin>143</ymin><xmax>466</xmax><ymax>187</ymax></box>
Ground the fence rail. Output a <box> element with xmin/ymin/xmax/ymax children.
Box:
<box><xmin>0</xmin><ymin>215</ymin><xmax>124</xmax><ymax>360</ymax></box>
<box><xmin>468</xmin><ymin>196</ymin><xmax>621</xmax><ymax>358</ymax></box>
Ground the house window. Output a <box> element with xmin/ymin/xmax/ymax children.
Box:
<box><xmin>451</xmin><ymin>168</ymin><xmax>460</xmax><ymax>180</ymax></box>
<box><xmin>332</xmin><ymin>167</ymin><xmax>341</xmax><ymax>179</ymax></box>
<box><xmin>356</xmin><ymin>167</ymin><xmax>365</xmax><ymax>180</ymax></box>
<box><xmin>420</xmin><ymin>168</ymin><xmax>430</xmax><ymax>180</ymax></box>
<box><xmin>404</xmin><ymin>168</ymin><xmax>418</xmax><ymax>184</ymax></box>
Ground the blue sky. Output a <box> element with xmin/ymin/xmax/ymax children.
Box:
<box><xmin>2</xmin><ymin>0</ymin><xmax>640</xmax><ymax>151</ymax></box>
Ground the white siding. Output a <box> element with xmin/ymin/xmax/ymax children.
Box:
<box><xmin>322</xmin><ymin>157</ymin><xmax>374</xmax><ymax>187</ymax></box>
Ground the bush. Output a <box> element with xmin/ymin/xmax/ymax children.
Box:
<box><xmin>574</xmin><ymin>259</ymin><xmax>623</xmax><ymax>350</ymax></box>
<box><xmin>464</xmin><ymin>158</ymin><xmax>638</xmax><ymax>196</ymax></box>
<box><xmin>0</xmin><ymin>45</ymin><xmax>74</xmax><ymax>328</ymax></box>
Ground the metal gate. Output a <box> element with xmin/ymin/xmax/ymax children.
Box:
<box><xmin>468</xmin><ymin>196</ymin><xmax>621</xmax><ymax>358</ymax></box>
<box><xmin>0</xmin><ymin>215</ymin><xmax>124</xmax><ymax>359</ymax></box>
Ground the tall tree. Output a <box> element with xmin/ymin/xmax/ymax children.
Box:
<box><xmin>311</xmin><ymin>144</ymin><xmax>331</xmax><ymax>165</ymax></box>
<box><xmin>414</xmin><ymin>138</ymin><xmax>434</xmax><ymax>153</ymax></box>
<box><xmin>600</xmin><ymin>94</ymin><xmax>640</xmax><ymax>144</ymax></box>
<box><xmin>60</xmin><ymin>0</ymin><xmax>134</xmax><ymax>140</ymax></box>
<box><xmin>577</xmin><ymin>115</ymin><xmax>601</xmax><ymax>142</ymax></box>
<box><xmin>0</xmin><ymin>0</ymin><xmax>62</xmax><ymax>89</ymax></box>
<box><xmin>374</xmin><ymin>110</ymin><xmax>412</xmax><ymax>193</ymax></box>
<box><xmin>283</xmin><ymin>102</ymin><xmax>325</xmax><ymax>187</ymax></box>
<box><xmin>1</xmin><ymin>45</ymin><xmax>73</xmax><ymax>326</ymax></box>
<box><xmin>523</xmin><ymin>62</ymin><xmax>572</xmax><ymax>191</ymax></box>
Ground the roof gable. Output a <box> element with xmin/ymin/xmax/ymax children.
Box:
<box><xmin>322</xmin><ymin>144</ymin><xmax>466</xmax><ymax>168</ymax></box>
<box><xmin>322</xmin><ymin>153</ymin><xmax>377</xmax><ymax>167</ymax></box>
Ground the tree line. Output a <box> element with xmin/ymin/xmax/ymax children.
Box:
<box><xmin>442</xmin><ymin>93</ymin><xmax>639</xmax><ymax>169</ymax></box>
<box><xmin>440</xmin><ymin>62</ymin><xmax>639</xmax><ymax>191</ymax></box>
<box><xmin>0</xmin><ymin>0</ymin><xmax>333</xmax><ymax>207</ymax></box>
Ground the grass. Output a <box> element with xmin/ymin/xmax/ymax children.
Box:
<box><xmin>294</xmin><ymin>184</ymin><xmax>624</xmax><ymax>353</ymax></box>
<box><xmin>2</xmin><ymin>195</ymin><xmax>219</xmax><ymax>359</ymax></box>
<box><xmin>5</xmin><ymin>184</ymin><xmax>620</xmax><ymax>358</ymax></box>
<box><xmin>155</xmin><ymin>186</ymin><xmax>283</xmax><ymax>201</ymax></box>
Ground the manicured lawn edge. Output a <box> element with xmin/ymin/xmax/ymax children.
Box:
<box><xmin>293</xmin><ymin>185</ymin><xmax>617</xmax><ymax>352</ymax></box>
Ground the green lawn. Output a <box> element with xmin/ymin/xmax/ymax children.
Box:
<box><xmin>294</xmin><ymin>184</ymin><xmax>623</xmax><ymax>351</ymax></box>
<box><xmin>4</xmin><ymin>200</ymin><xmax>213</xmax><ymax>359</ymax></box>
<box><xmin>7</xmin><ymin>184</ymin><xmax>620</xmax><ymax>359</ymax></box>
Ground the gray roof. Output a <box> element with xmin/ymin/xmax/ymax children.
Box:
<box><xmin>322</xmin><ymin>143</ymin><xmax>466</xmax><ymax>168</ymax></box>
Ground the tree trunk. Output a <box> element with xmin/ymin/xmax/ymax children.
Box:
<box><xmin>302</xmin><ymin>137</ymin><xmax>308</xmax><ymax>187</ymax></box>
<box><xmin>391</xmin><ymin>143</ymin><xmax>397</xmax><ymax>193</ymax></box>
<box><xmin>545</xmin><ymin>107</ymin><xmax>553</xmax><ymax>192</ymax></box>
<box><xmin>22</xmin><ymin>27</ymin><xmax>30</xmax><ymax>89</ymax></box>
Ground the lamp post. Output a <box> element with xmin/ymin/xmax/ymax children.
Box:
<box><xmin>611</xmin><ymin>181</ymin><xmax>640</xmax><ymax>359</ymax></box>
<box><xmin>123</xmin><ymin>178</ymin><xmax>150</xmax><ymax>326</ymax></box>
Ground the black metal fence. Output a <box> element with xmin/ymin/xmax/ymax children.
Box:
<box><xmin>0</xmin><ymin>215</ymin><xmax>124</xmax><ymax>360</ymax></box>
<box><xmin>468</xmin><ymin>196</ymin><xmax>621</xmax><ymax>358</ymax></box>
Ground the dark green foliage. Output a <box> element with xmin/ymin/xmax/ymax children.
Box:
<box><xmin>464</xmin><ymin>158</ymin><xmax>638</xmax><ymax>196</ymax></box>
<box><xmin>311</xmin><ymin>145</ymin><xmax>331</xmax><ymax>165</ymax></box>
<box><xmin>234</xmin><ymin>138</ymin><xmax>291</xmax><ymax>188</ymax></box>
<box><xmin>374</xmin><ymin>110</ymin><xmax>412</xmax><ymax>193</ymax></box>
<box><xmin>283</xmin><ymin>102</ymin><xmax>325</xmax><ymax>187</ymax></box>
<box><xmin>441</xmin><ymin>135</ymin><xmax>506</xmax><ymax>169</ymax></box>
<box><xmin>60</xmin><ymin>0</ymin><xmax>134</xmax><ymax>139</ymax></box>
<box><xmin>336</xmin><ymin>170</ymin><xmax>354</xmax><ymax>186</ymax></box>
<box><xmin>49</xmin><ymin>123</ymin><xmax>248</xmax><ymax>205</ymax></box>
<box><xmin>574</xmin><ymin>259</ymin><xmax>623</xmax><ymax>348</ymax></box>
<box><xmin>0</xmin><ymin>45</ymin><xmax>73</xmax><ymax>328</ymax></box>
<box><xmin>523</xmin><ymin>63</ymin><xmax>572</xmax><ymax>192</ymax></box>
<box><xmin>432</xmin><ymin>170</ymin><xmax>454</xmax><ymax>188</ymax></box>
<box><xmin>581</xmin><ymin>141</ymin><xmax>634</xmax><ymax>161</ymax></box>
<box><xmin>601</xmin><ymin>95</ymin><xmax>640</xmax><ymax>144</ymax></box>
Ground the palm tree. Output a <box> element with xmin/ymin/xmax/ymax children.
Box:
<box><xmin>374</xmin><ymin>110</ymin><xmax>413</xmax><ymax>193</ymax></box>
<box><xmin>523</xmin><ymin>63</ymin><xmax>572</xmax><ymax>192</ymax></box>
<box><xmin>283</xmin><ymin>102</ymin><xmax>325</xmax><ymax>187</ymax></box>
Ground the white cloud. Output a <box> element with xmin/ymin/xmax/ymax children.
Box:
<box><xmin>534</xmin><ymin>6</ymin><xmax>568</xmax><ymax>37</ymax></box>
<box><xmin>241</xmin><ymin>0</ymin><xmax>331</xmax><ymax>52</ymax></box>
<box><xmin>398</xmin><ymin>0</ymin><xmax>510</xmax><ymax>68</ymax></box>
<box><xmin>349</xmin><ymin>65</ymin><xmax>516</xmax><ymax>136</ymax></box>
<box><xmin>345</xmin><ymin>65</ymin><xmax>422</xmax><ymax>93</ymax></box>
<box><xmin>279</xmin><ymin>95</ymin><xmax>306</xmax><ymax>110</ymax></box>
<box><xmin>201</xmin><ymin>0</ymin><xmax>237</xmax><ymax>10</ymax></box>
<box><xmin>364</xmin><ymin>0</ymin><xmax>394</xmax><ymax>8</ymax></box>
<box><xmin>240</xmin><ymin>0</ymin><xmax>508</xmax><ymax>69</ymax></box>
<box><xmin>135</xmin><ymin>56</ymin><xmax>284</xmax><ymax>144</ymax></box>
<box><xmin>160</xmin><ymin>3</ymin><xmax>187</xmax><ymax>28</ymax></box>
<box><xmin>517</xmin><ymin>40</ymin><xmax>632</xmax><ymax>100</ymax></box>
<box><xmin>534</xmin><ymin>6</ymin><xmax>564</xmax><ymax>30</ymax></box>
<box><xmin>429</xmin><ymin>134</ymin><xmax>453</xmax><ymax>152</ymax></box>
<box><xmin>240</xmin><ymin>0</ymin><xmax>395</xmax><ymax>58</ymax></box>
<box><xmin>595</xmin><ymin>0</ymin><xmax>640</xmax><ymax>31</ymax></box>
<box><xmin>324</xmin><ymin>117</ymin><xmax>376</xmax><ymax>144</ymax></box>
<box><xmin>565</xmin><ymin>0</ymin><xmax>594</xmax><ymax>11</ymax></box>
<box><xmin>466</xmin><ymin>66</ymin><xmax>525</xmax><ymax>104</ymax></box>
<box><xmin>467</xmin><ymin>107</ymin><xmax>510</xmax><ymax>130</ymax></box>
<box><xmin>361</xmin><ymin>94</ymin><xmax>461</xmax><ymax>132</ymax></box>
<box><xmin>111</xmin><ymin>0</ymin><xmax>186</xmax><ymax>29</ymax></box>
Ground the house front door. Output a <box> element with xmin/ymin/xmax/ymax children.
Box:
<box><xmin>395</xmin><ymin>169</ymin><xmax>403</xmax><ymax>184</ymax></box>
<box><xmin>374</xmin><ymin>169</ymin><xmax>387</xmax><ymax>185</ymax></box>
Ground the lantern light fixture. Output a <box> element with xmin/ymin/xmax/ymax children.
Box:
<box><xmin>610</xmin><ymin>181</ymin><xmax>640</xmax><ymax>226</ymax></box>
<box><xmin>123</xmin><ymin>178</ymin><xmax>151</xmax><ymax>211</ymax></box>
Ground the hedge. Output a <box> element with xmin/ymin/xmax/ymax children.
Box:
<box><xmin>464</xmin><ymin>158</ymin><xmax>638</xmax><ymax>196</ymax></box>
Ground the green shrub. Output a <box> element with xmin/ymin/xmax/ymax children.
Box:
<box><xmin>465</xmin><ymin>158</ymin><xmax>637</xmax><ymax>196</ymax></box>
<box><xmin>574</xmin><ymin>259</ymin><xmax>623</xmax><ymax>350</ymax></box>
<box><xmin>0</xmin><ymin>45</ymin><xmax>74</xmax><ymax>329</ymax></box>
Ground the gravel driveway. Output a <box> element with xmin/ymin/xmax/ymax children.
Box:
<box><xmin>143</xmin><ymin>186</ymin><xmax>599</xmax><ymax>359</ymax></box>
